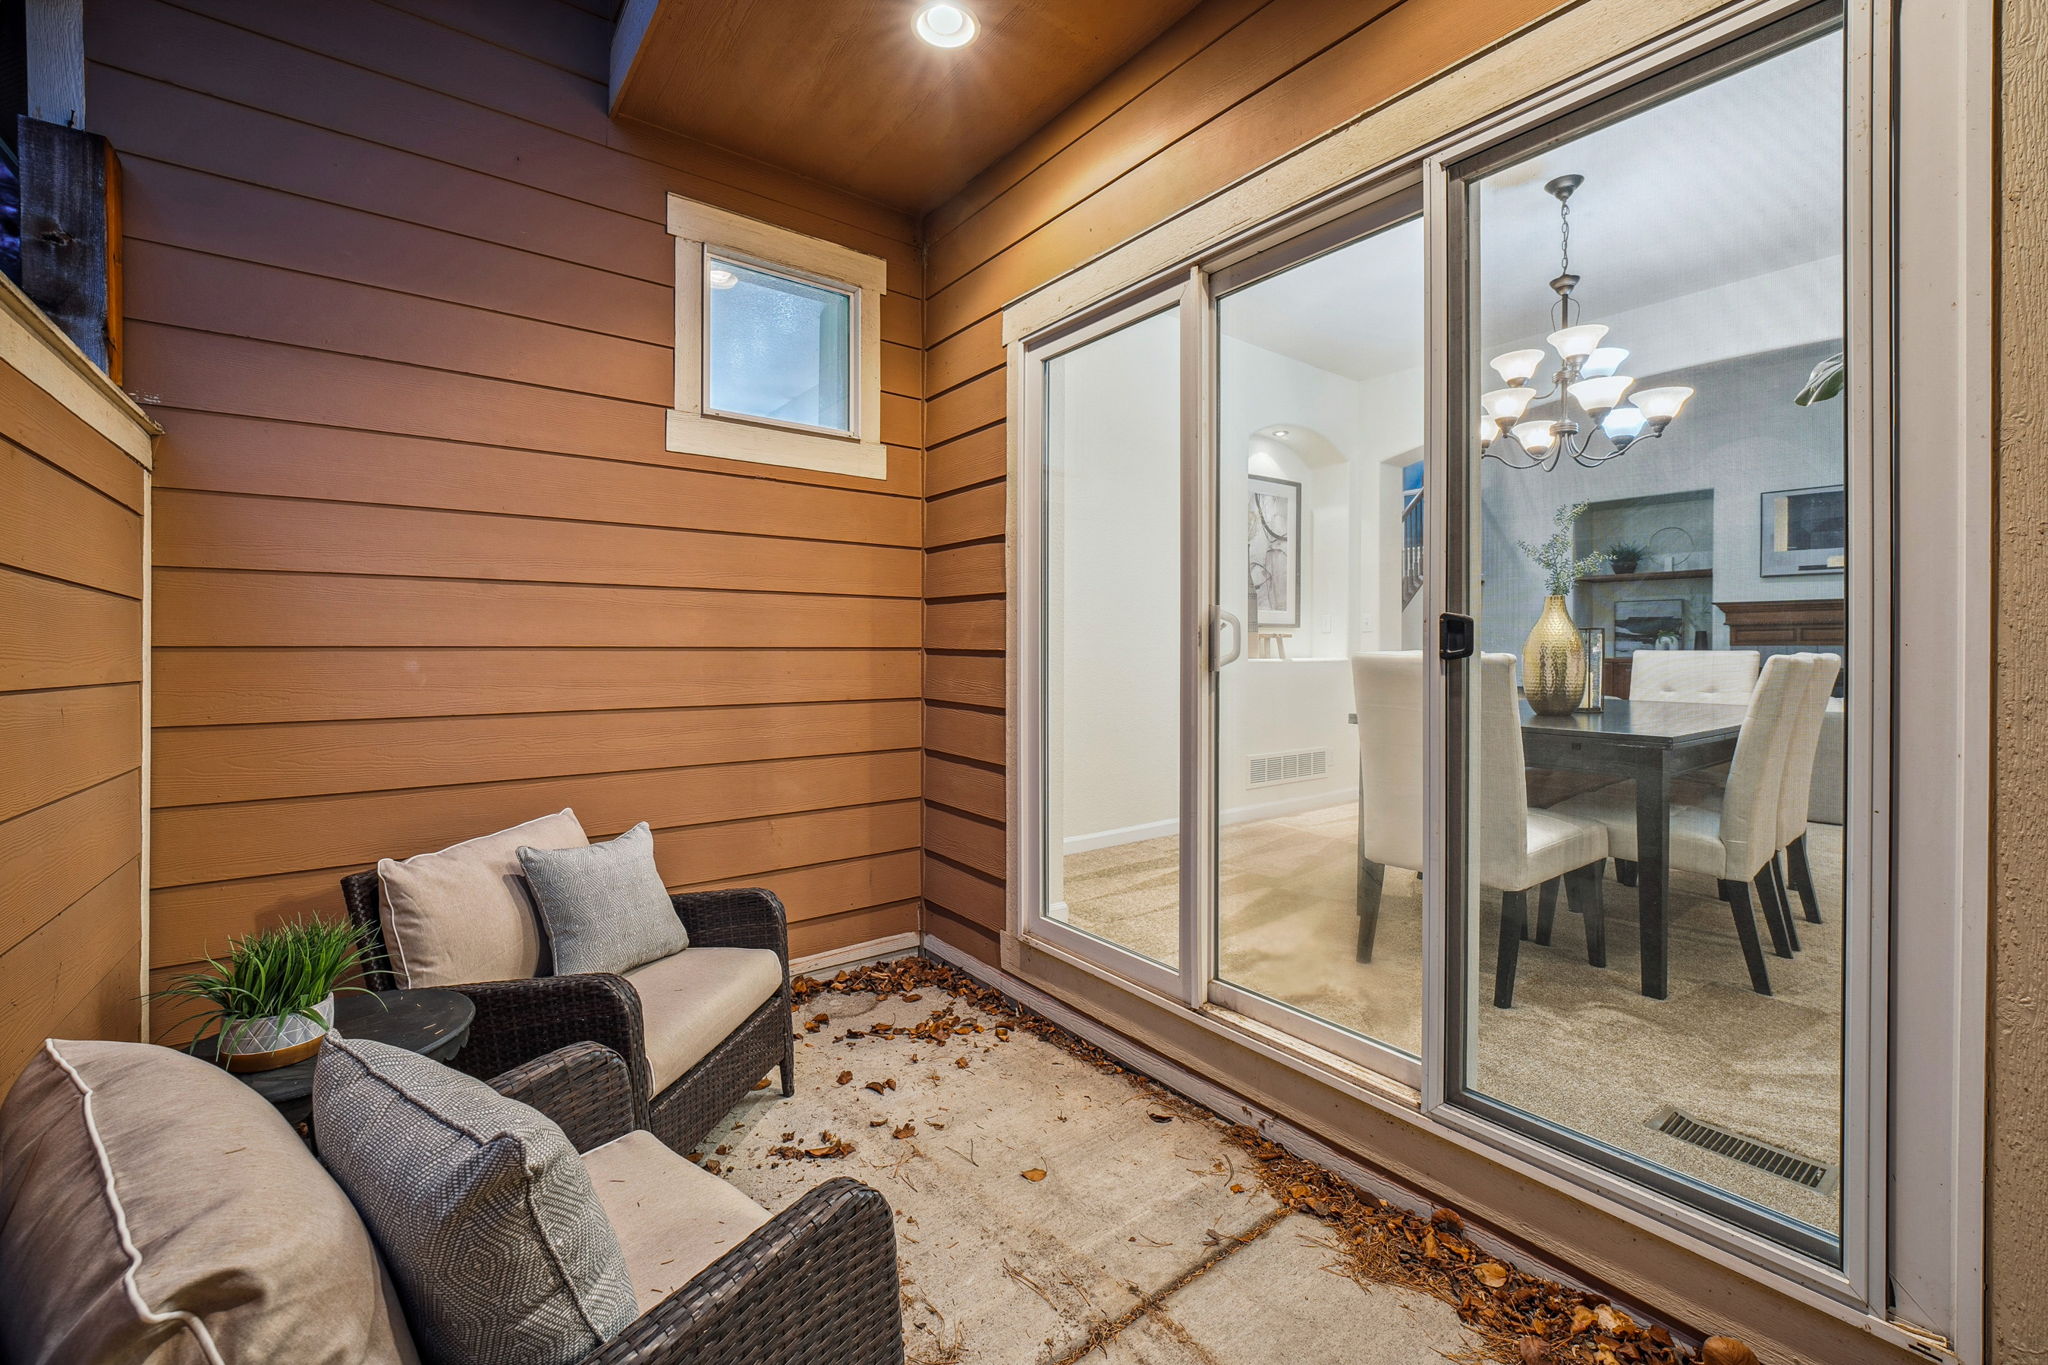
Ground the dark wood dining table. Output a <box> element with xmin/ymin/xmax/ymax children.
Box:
<box><xmin>1520</xmin><ymin>697</ymin><xmax>1747</xmax><ymax>999</ymax></box>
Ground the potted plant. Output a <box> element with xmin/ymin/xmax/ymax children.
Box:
<box><xmin>1517</xmin><ymin>503</ymin><xmax>1611</xmax><ymax>715</ymax></box>
<box><xmin>154</xmin><ymin>920</ymin><xmax>375</xmax><ymax>1072</ymax></box>
<box><xmin>1604</xmin><ymin>541</ymin><xmax>1647</xmax><ymax>575</ymax></box>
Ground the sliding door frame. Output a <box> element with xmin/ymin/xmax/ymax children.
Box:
<box><xmin>1004</xmin><ymin>0</ymin><xmax>1987</xmax><ymax>1349</ymax></box>
<box><xmin>1012</xmin><ymin>279</ymin><xmax>1191</xmax><ymax>1003</ymax></box>
<box><xmin>1199</xmin><ymin>188</ymin><xmax>1430</xmax><ymax>1089</ymax></box>
<box><xmin>1423</xmin><ymin>0</ymin><xmax>1877</xmax><ymax>1289</ymax></box>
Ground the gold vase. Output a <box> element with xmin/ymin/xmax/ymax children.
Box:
<box><xmin>1522</xmin><ymin>594</ymin><xmax>1585</xmax><ymax>716</ymax></box>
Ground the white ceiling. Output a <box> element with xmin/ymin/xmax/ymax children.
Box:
<box><xmin>1219</xmin><ymin>29</ymin><xmax>1845</xmax><ymax>384</ymax></box>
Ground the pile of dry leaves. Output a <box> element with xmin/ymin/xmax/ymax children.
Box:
<box><xmin>791</xmin><ymin>957</ymin><xmax>1761</xmax><ymax>1365</ymax></box>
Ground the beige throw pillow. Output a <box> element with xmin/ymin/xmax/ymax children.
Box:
<box><xmin>376</xmin><ymin>809</ymin><xmax>588</xmax><ymax>987</ymax></box>
<box><xmin>0</xmin><ymin>1039</ymin><xmax>419</xmax><ymax>1365</ymax></box>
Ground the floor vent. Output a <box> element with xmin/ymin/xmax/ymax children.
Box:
<box><xmin>1646</xmin><ymin>1107</ymin><xmax>1840</xmax><ymax>1195</ymax></box>
<box><xmin>1249</xmin><ymin>748</ymin><xmax>1329</xmax><ymax>787</ymax></box>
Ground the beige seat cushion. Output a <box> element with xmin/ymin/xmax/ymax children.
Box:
<box><xmin>0</xmin><ymin>1040</ymin><xmax>418</xmax><ymax>1365</ymax></box>
<box><xmin>625</xmin><ymin>948</ymin><xmax>784</xmax><ymax>1093</ymax></box>
<box><xmin>582</xmin><ymin>1132</ymin><xmax>769</xmax><ymax>1313</ymax></box>
<box><xmin>377</xmin><ymin>808</ymin><xmax>588</xmax><ymax>987</ymax></box>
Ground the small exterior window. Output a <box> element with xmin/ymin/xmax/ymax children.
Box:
<box><xmin>667</xmin><ymin>196</ymin><xmax>887</xmax><ymax>478</ymax></box>
<box><xmin>703</xmin><ymin>252</ymin><xmax>855</xmax><ymax>435</ymax></box>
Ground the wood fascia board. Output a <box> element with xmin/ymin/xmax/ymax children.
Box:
<box><xmin>607</xmin><ymin>0</ymin><xmax>662</xmax><ymax>118</ymax></box>
<box><xmin>0</xmin><ymin>272</ymin><xmax>158</xmax><ymax>466</ymax></box>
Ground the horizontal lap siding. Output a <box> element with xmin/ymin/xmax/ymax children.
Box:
<box><xmin>917</xmin><ymin>0</ymin><xmax>1569</xmax><ymax>964</ymax></box>
<box><xmin>0</xmin><ymin>356</ymin><xmax>149</xmax><ymax>1090</ymax></box>
<box><xmin>85</xmin><ymin>0</ymin><xmax>928</xmax><ymax>1001</ymax></box>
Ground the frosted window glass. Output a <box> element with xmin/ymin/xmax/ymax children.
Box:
<box><xmin>706</xmin><ymin>256</ymin><xmax>853</xmax><ymax>433</ymax></box>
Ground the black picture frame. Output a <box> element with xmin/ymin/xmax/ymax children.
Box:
<box><xmin>1759</xmin><ymin>483</ymin><xmax>1846</xmax><ymax>577</ymax></box>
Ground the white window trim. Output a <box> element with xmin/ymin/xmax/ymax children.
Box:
<box><xmin>665</xmin><ymin>195</ymin><xmax>888</xmax><ymax>479</ymax></box>
<box><xmin>1000</xmin><ymin>0</ymin><xmax>1990</xmax><ymax>1356</ymax></box>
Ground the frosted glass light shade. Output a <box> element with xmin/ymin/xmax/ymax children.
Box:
<box><xmin>1511</xmin><ymin>420</ymin><xmax>1558</xmax><ymax>453</ymax></box>
<box><xmin>914</xmin><ymin>3</ymin><xmax>979</xmax><ymax>46</ymax></box>
<box><xmin>1602</xmin><ymin>407</ymin><xmax>1648</xmax><ymax>443</ymax></box>
<box><xmin>1481</xmin><ymin>387</ymin><xmax>1536</xmax><ymax>422</ymax></box>
<box><xmin>1632</xmin><ymin>386</ymin><xmax>1695</xmax><ymax>423</ymax></box>
<box><xmin>1567</xmin><ymin>375</ymin><xmax>1635</xmax><ymax>415</ymax></box>
<box><xmin>1546</xmin><ymin>324</ymin><xmax>1610</xmax><ymax>362</ymax></box>
<box><xmin>1478</xmin><ymin>409</ymin><xmax>1497</xmax><ymax>448</ymax></box>
<box><xmin>1582</xmin><ymin>347</ymin><xmax>1630</xmax><ymax>378</ymax></box>
<box><xmin>1489</xmin><ymin>349</ymin><xmax>1546</xmax><ymax>385</ymax></box>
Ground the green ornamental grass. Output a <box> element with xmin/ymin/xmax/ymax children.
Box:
<box><xmin>153</xmin><ymin>919</ymin><xmax>378</xmax><ymax>1047</ymax></box>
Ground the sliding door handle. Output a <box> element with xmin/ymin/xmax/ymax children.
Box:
<box><xmin>1213</xmin><ymin>608</ymin><xmax>1244</xmax><ymax>669</ymax></box>
<box><xmin>1438</xmin><ymin>612</ymin><xmax>1475</xmax><ymax>660</ymax></box>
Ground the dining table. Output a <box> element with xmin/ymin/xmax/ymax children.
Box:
<box><xmin>1520</xmin><ymin>696</ymin><xmax>1748</xmax><ymax>999</ymax></box>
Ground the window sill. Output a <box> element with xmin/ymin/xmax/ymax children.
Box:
<box><xmin>665</xmin><ymin>408</ymin><xmax>887</xmax><ymax>480</ymax></box>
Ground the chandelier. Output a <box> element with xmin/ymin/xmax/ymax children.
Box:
<box><xmin>1479</xmin><ymin>174</ymin><xmax>1694</xmax><ymax>470</ymax></box>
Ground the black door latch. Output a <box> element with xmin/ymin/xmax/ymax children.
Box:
<box><xmin>1438</xmin><ymin>613</ymin><xmax>1475</xmax><ymax>660</ymax></box>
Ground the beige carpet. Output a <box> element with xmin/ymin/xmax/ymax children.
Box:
<box><xmin>1061</xmin><ymin>804</ymin><xmax>1845</xmax><ymax>1236</ymax></box>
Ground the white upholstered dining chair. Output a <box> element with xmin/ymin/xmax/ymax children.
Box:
<box><xmin>1353</xmin><ymin>651</ymin><xmax>1611</xmax><ymax>1007</ymax></box>
<box><xmin>1770</xmin><ymin>652</ymin><xmax>1842</xmax><ymax>938</ymax></box>
<box><xmin>1552</xmin><ymin>653</ymin><xmax>1822</xmax><ymax>996</ymax></box>
<box><xmin>1628</xmin><ymin>649</ymin><xmax>1760</xmax><ymax>705</ymax></box>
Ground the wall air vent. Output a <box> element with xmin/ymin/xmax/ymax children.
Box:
<box><xmin>1248</xmin><ymin>748</ymin><xmax>1330</xmax><ymax>787</ymax></box>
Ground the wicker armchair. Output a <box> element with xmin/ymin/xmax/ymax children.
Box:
<box><xmin>492</xmin><ymin>1044</ymin><xmax>905</xmax><ymax>1365</ymax></box>
<box><xmin>342</xmin><ymin>871</ymin><xmax>795</xmax><ymax>1156</ymax></box>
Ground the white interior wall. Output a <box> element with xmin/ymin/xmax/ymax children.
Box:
<box><xmin>1057</xmin><ymin>334</ymin><xmax>1425</xmax><ymax>852</ymax></box>
<box><xmin>1048</xmin><ymin>310</ymin><xmax>1183</xmax><ymax>858</ymax></box>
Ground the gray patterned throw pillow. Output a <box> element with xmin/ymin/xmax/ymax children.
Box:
<box><xmin>312</xmin><ymin>1036</ymin><xmax>637</xmax><ymax>1365</ymax></box>
<box><xmin>518</xmin><ymin>822</ymin><xmax>690</xmax><ymax>976</ymax></box>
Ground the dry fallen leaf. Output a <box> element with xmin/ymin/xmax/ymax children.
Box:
<box><xmin>1700</xmin><ymin>1338</ymin><xmax>1760</xmax><ymax>1365</ymax></box>
<box><xmin>954</xmin><ymin>1057</ymin><xmax>970</xmax><ymax>1069</ymax></box>
<box><xmin>1517</xmin><ymin>1339</ymin><xmax>1550</xmax><ymax>1365</ymax></box>
<box><xmin>893</xmin><ymin>1124</ymin><xmax>916</xmax><ymax>1139</ymax></box>
<box><xmin>1147</xmin><ymin>1112</ymin><xmax>1173</xmax><ymax>1124</ymax></box>
<box><xmin>864</xmin><ymin>1080</ymin><xmax>888</xmax><ymax>1094</ymax></box>
<box><xmin>750</xmin><ymin>1079</ymin><xmax>771</xmax><ymax>1090</ymax></box>
<box><xmin>836</xmin><ymin>1071</ymin><xmax>853</xmax><ymax>1085</ymax></box>
<box><xmin>1475</xmin><ymin>1263</ymin><xmax>1509</xmax><ymax>1289</ymax></box>
<box><xmin>1569</xmin><ymin>1306</ymin><xmax>1598</xmax><ymax>1335</ymax></box>
<box><xmin>1021</xmin><ymin>1168</ymin><xmax>1047</xmax><ymax>1182</ymax></box>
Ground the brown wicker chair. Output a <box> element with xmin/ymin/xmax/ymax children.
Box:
<box><xmin>493</xmin><ymin>1043</ymin><xmax>904</xmax><ymax>1365</ymax></box>
<box><xmin>342</xmin><ymin>871</ymin><xmax>795</xmax><ymax>1156</ymax></box>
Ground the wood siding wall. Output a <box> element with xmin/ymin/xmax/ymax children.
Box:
<box><xmin>0</xmin><ymin>286</ymin><xmax>153</xmax><ymax>1091</ymax></box>
<box><xmin>917</xmin><ymin>0</ymin><xmax>1569</xmax><ymax>963</ymax></box>
<box><xmin>83</xmin><ymin>0</ymin><xmax>926</xmax><ymax>1002</ymax></box>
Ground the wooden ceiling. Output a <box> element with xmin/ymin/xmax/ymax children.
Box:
<box><xmin>610</xmin><ymin>0</ymin><xmax>1208</xmax><ymax>213</ymax></box>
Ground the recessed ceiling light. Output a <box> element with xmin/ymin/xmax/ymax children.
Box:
<box><xmin>915</xmin><ymin>3</ymin><xmax>977</xmax><ymax>48</ymax></box>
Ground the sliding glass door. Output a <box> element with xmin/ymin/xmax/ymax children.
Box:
<box><xmin>1029</xmin><ymin>291</ymin><xmax>1185</xmax><ymax>993</ymax></box>
<box><xmin>1021</xmin><ymin>0</ymin><xmax>1876</xmax><ymax>1291</ymax></box>
<box><xmin>1438</xmin><ymin>4</ymin><xmax>1857</xmax><ymax>1267</ymax></box>
<box><xmin>1208</xmin><ymin>205</ymin><xmax>1429</xmax><ymax>1078</ymax></box>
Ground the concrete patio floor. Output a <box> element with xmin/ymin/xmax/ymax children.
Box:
<box><xmin>705</xmin><ymin>981</ymin><xmax>1485</xmax><ymax>1365</ymax></box>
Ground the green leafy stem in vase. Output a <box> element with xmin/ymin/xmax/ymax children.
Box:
<box><xmin>1518</xmin><ymin>502</ymin><xmax>1612</xmax><ymax>597</ymax></box>
<box><xmin>151</xmin><ymin>918</ymin><xmax>379</xmax><ymax>1048</ymax></box>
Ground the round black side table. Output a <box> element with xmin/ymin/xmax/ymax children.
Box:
<box><xmin>188</xmin><ymin>987</ymin><xmax>475</xmax><ymax>1130</ymax></box>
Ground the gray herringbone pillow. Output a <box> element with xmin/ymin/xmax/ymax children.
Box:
<box><xmin>518</xmin><ymin>823</ymin><xmax>689</xmax><ymax>976</ymax></box>
<box><xmin>312</xmin><ymin>1036</ymin><xmax>636</xmax><ymax>1365</ymax></box>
